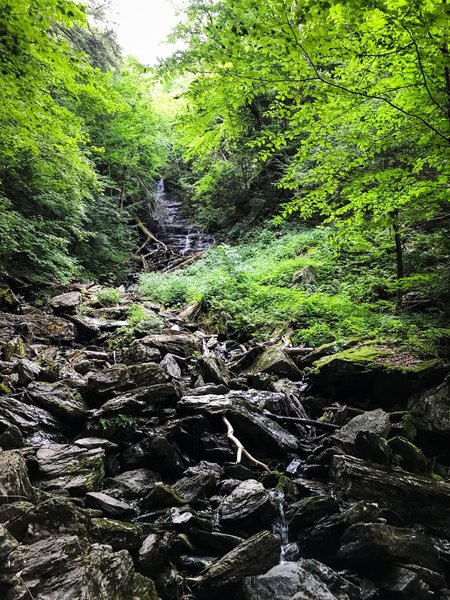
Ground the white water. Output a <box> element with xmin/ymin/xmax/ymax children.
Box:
<box><xmin>271</xmin><ymin>489</ymin><xmax>290</xmax><ymax>562</ymax></box>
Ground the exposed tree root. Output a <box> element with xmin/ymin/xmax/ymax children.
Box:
<box><xmin>222</xmin><ymin>415</ymin><xmax>270</xmax><ymax>472</ymax></box>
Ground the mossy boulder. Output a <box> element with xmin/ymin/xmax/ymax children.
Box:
<box><xmin>309</xmin><ymin>345</ymin><xmax>446</xmax><ymax>407</ymax></box>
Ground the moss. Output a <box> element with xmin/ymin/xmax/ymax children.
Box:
<box><xmin>0</xmin><ymin>383</ymin><xmax>12</xmax><ymax>394</ymax></box>
<box><xmin>312</xmin><ymin>345</ymin><xmax>385</xmax><ymax>372</ymax></box>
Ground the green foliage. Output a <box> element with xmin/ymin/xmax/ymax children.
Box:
<box><xmin>0</xmin><ymin>1</ymin><xmax>171</xmax><ymax>283</ymax></box>
<box><xmin>127</xmin><ymin>305</ymin><xmax>163</xmax><ymax>329</ymax></box>
<box><xmin>140</xmin><ymin>224</ymin><xmax>449</xmax><ymax>356</ymax></box>
<box><xmin>96</xmin><ymin>287</ymin><xmax>121</xmax><ymax>306</ymax></box>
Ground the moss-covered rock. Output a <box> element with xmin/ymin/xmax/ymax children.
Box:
<box><xmin>309</xmin><ymin>345</ymin><xmax>447</xmax><ymax>406</ymax></box>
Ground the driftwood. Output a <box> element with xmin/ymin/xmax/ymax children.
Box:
<box><xmin>223</xmin><ymin>415</ymin><xmax>270</xmax><ymax>472</ymax></box>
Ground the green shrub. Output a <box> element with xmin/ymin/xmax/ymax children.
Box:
<box><xmin>96</xmin><ymin>287</ymin><xmax>121</xmax><ymax>306</ymax></box>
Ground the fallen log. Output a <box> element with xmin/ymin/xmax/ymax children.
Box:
<box><xmin>134</xmin><ymin>216</ymin><xmax>169</xmax><ymax>253</ymax></box>
<box><xmin>163</xmin><ymin>251</ymin><xmax>205</xmax><ymax>273</ymax></box>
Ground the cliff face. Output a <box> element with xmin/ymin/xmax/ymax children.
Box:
<box><xmin>0</xmin><ymin>284</ymin><xmax>449</xmax><ymax>600</ymax></box>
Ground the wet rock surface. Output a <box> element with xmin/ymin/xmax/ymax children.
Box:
<box><xmin>0</xmin><ymin>284</ymin><xmax>448</xmax><ymax>599</ymax></box>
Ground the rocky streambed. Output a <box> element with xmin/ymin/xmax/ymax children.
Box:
<box><xmin>0</xmin><ymin>284</ymin><xmax>449</xmax><ymax>599</ymax></box>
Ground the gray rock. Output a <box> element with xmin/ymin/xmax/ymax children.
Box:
<box><xmin>103</xmin><ymin>469</ymin><xmax>160</xmax><ymax>500</ymax></box>
<box><xmin>37</xmin><ymin>444</ymin><xmax>105</xmax><ymax>494</ymax></box>
<box><xmin>0</xmin><ymin>424</ymin><xmax>23</xmax><ymax>449</ymax></box>
<box><xmin>74</xmin><ymin>437</ymin><xmax>118</xmax><ymax>451</ymax></box>
<box><xmin>139</xmin><ymin>332</ymin><xmax>201</xmax><ymax>357</ymax></box>
<box><xmin>0</xmin><ymin>395</ymin><xmax>65</xmax><ymax>445</ymax></box>
<box><xmin>161</xmin><ymin>353</ymin><xmax>182</xmax><ymax>379</ymax></box>
<box><xmin>246</xmin><ymin>346</ymin><xmax>302</xmax><ymax>380</ymax></box>
<box><xmin>218</xmin><ymin>480</ymin><xmax>273</xmax><ymax>528</ymax></box>
<box><xmin>199</xmin><ymin>530</ymin><xmax>280</xmax><ymax>591</ymax></box>
<box><xmin>90</xmin><ymin>518</ymin><xmax>144</xmax><ymax>550</ymax></box>
<box><xmin>242</xmin><ymin>558</ymin><xmax>360</xmax><ymax>600</ymax></box>
<box><xmin>173</xmin><ymin>470</ymin><xmax>219</xmax><ymax>503</ymax></box>
<box><xmin>122</xmin><ymin>341</ymin><xmax>162</xmax><ymax>365</ymax></box>
<box><xmin>198</xmin><ymin>355</ymin><xmax>231</xmax><ymax>387</ymax></box>
<box><xmin>27</xmin><ymin>381</ymin><xmax>88</xmax><ymax>421</ymax></box>
<box><xmin>0</xmin><ymin>523</ymin><xmax>19</xmax><ymax>584</ymax></box>
<box><xmin>388</xmin><ymin>436</ymin><xmax>428</xmax><ymax>473</ymax></box>
<box><xmin>0</xmin><ymin>450</ymin><xmax>35</xmax><ymax>502</ymax></box>
<box><xmin>50</xmin><ymin>291</ymin><xmax>81</xmax><ymax>313</ymax></box>
<box><xmin>338</xmin><ymin>522</ymin><xmax>440</xmax><ymax>572</ymax></box>
<box><xmin>16</xmin><ymin>358</ymin><xmax>41</xmax><ymax>385</ymax></box>
<box><xmin>141</xmin><ymin>482</ymin><xmax>186</xmax><ymax>510</ymax></box>
<box><xmin>408</xmin><ymin>378</ymin><xmax>450</xmax><ymax>433</ymax></box>
<box><xmin>287</xmin><ymin>495</ymin><xmax>339</xmax><ymax>533</ymax></box>
<box><xmin>138</xmin><ymin>533</ymin><xmax>171</xmax><ymax>578</ymax></box>
<box><xmin>6</xmin><ymin>534</ymin><xmax>159</xmax><ymax>599</ymax></box>
<box><xmin>85</xmin><ymin>492</ymin><xmax>134</xmax><ymax>518</ymax></box>
<box><xmin>292</xmin><ymin>266</ymin><xmax>317</xmax><ymax>287</ymax></box>
<box><xmin>332</xmin><ymin>408</ymin><xmax>390</xmax><ymax>449</ymax></box>
<box><xmin>331</xmin><ymin>454</ymin><xmax>450</xmax><ymax>538</ymax></box>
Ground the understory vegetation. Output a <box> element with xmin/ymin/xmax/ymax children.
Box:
<box><xmin>140</xmin><ymin>224</ymin><xmax>450</xmax><ymax>356</ymax></box>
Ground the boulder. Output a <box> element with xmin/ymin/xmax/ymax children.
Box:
<box><xmin>354</xmin><ymin>431</ymin><xmax>391</xmax><ymax>466</ymax></box>
<box><xmin>199</xmin><ymin>530</ymin><xmax>280</xmax><ymax>592</ymax></box>
<box><xmin>138</xmin><ymin>533</ymin><xmax>171</xmax><ymax>578</ymax></box>
<box><xmin>218</xmin><ymin>480</ymin><xmax>273</xmax><ymax>533</ymax></box>
<box><xmin>50</xmin><ymin>291</ymin><xmax>81</xmax><ymax>314</ymax></box>
<box><xmin>0</xmin><ymin>424</ymin><xmax>23</xmax><ymax>449</ymax></box>
<box><xmin>408</xmin><ymin>377</ymin><xmax>450</xmax><ymax>433</ymax></box>
<box><xmin>16</xmin><ymin>359</ymin><xmax>41</xmax><ymax>386</ymax></box>
<box><xmin>332</xmin><ymin>408</ymin><xmax>390</xmax><ymax>450</ymax></box>
<box><xmin>0</xmin><ymin>450</ymin><xmax>35</xmax><ymax>502</ymax></box>
<box><xmin>140</xmin><ymin>482</ymin><xmax>186</xmax><ymax>510</ymax></box>
<box><xmin>287</xmin><ymin>495</ymin><xmax>339</xmax><ymax>534</ymax></box>
<box><xmin>331</xmin><ymin>455</ymin><xmax>450</xmax><ymax>538</ymax></box>
<box><xmin>173</xmin><ymin>470</ymin><xmax>219</xmax><ymax>503</ymax></box>
<box><xmin>198</xmin><ymin>356</ymin><xmax>231</xmax><ymax>387</ymax></box>
<box><xmin>161</xmin><ymin>353</ymin><xmax>182</xmax><ymax>379</ymax></box>
<box><xmin>0</xmin><ymin>395</ymin><xmax>65</xmax><ymax>445</ymax></box>
<box><xmin>27</xmin><ymin>381</ymin><xmax>88</xmax><ymax>421</ymax></box>
<box><xmin>0</xmin><ymin>524</ymin><xmax>19</xmax><ymax>585</ymax></box>
<box><xmin>338</xmin><ymin>522</ymin><xmax>441</xmax><ymax>572</ymax></box>
<box><xmin>102</xmin><ymin>469</ymin><xmax>160</xmax><ymax>500</ymax></box>
<box><xmin>37</xmin><ymin>444</ymin><xmax>105</xmax><ymax>494</ymax></box>
<box><xmin>242</xmin><ymin>558</ymin><xmax>360</xmax><ymax>600</ymax></box>
<box><xmin>388</xmin><ymin>437</ymin><xmax>428</xmax><ymax>473</ymax></box>
<box><xmin>6</xmin><ymin>534</ymin><xmax>159</xmax><ymax>599</ymax></box>
<box><xmin>246</xmin><ymin>346</ymin><xmax>303</xmax><ymax>380</ymax></box>
<box><xmin>309</xmin><ymin>346</ymin><xmax>446</xmax><ymax>405</ymax></box>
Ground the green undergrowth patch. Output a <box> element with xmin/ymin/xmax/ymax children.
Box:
<box><xmin>139</xmin><ymin>224</ymin><xmax>450</xmax><ymax>357</ymax></box>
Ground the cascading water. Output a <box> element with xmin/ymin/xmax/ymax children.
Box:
<box><xmin>271</xmin><ymin>489</ymin><xmax>290</xmax><ymax>562</ymax></box>
<box><xmin>148</xmin><ymin>179</ymin><xmax>214</xmax><ymax>256</ymax></box>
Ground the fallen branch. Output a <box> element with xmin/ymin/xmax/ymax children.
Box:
<box><xmin>134</xmin><ymin>216</ymin><xmax>169</xmax><ymax>252</ymax></box>
<box><xmin>222</xmin><ymin>415</ymin><xmax>270</xmax><ymax>472</ymax></box>
<box><xmin>163</xmin><ymin>251</ymin><xmax>205</xmax><ymax>273</ymax></box>
<box><xmin>263</xmin><ymin>411</ymin><xmax>340</xmax><ymax>431</ymax></box>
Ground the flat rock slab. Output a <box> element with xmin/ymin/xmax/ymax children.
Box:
<box><xmin>27</xmin><ymin>381</ymin><xmax>88</xmax><ymax>421</ymax></box>
<box><xmin>85</xmin><ymin>492</ymin><xmax>134</xmax><ymax>518</ymax></box>
<box><xmin>332</xmin><ymin>408</ymin><xmax>390</xmax><ymax>449</ymax></box>
<box><xmin>139</xmin><ymin>332</ymin><xmax>201</xmax><ymax>357</ymax></box>
<box><xmin>200</xmin><ymin>530</ymin><xmax>280</xmax><ymax>591</ymax></box>
<box><xmin>242</xmin><ymin>558</ymin><xmax>361</xmax><ymax>600</ymax></box>
<box><xmin>331</xmin><ymin>454</ymin><xmax>450</xmax><ymax>538</ymax></box>
<box><xmin>50</xmin><ymin>291</ymin><xmax>81</xmax><ymax>313</ymax></box>
<box><xmin>102</xmin><ymin>469</ymin><xmax>160</xmax><ymax>500</ymax></box>
<box><xmin>37</xmin><ymin>444</ymin><xmax>105</xmax><ymax>494</ymax></box>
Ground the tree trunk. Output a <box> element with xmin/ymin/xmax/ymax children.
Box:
<box><xmin>392</xmin><ymin>210</ymin><xmax>404</xmax><ymax>310</ymax></box>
